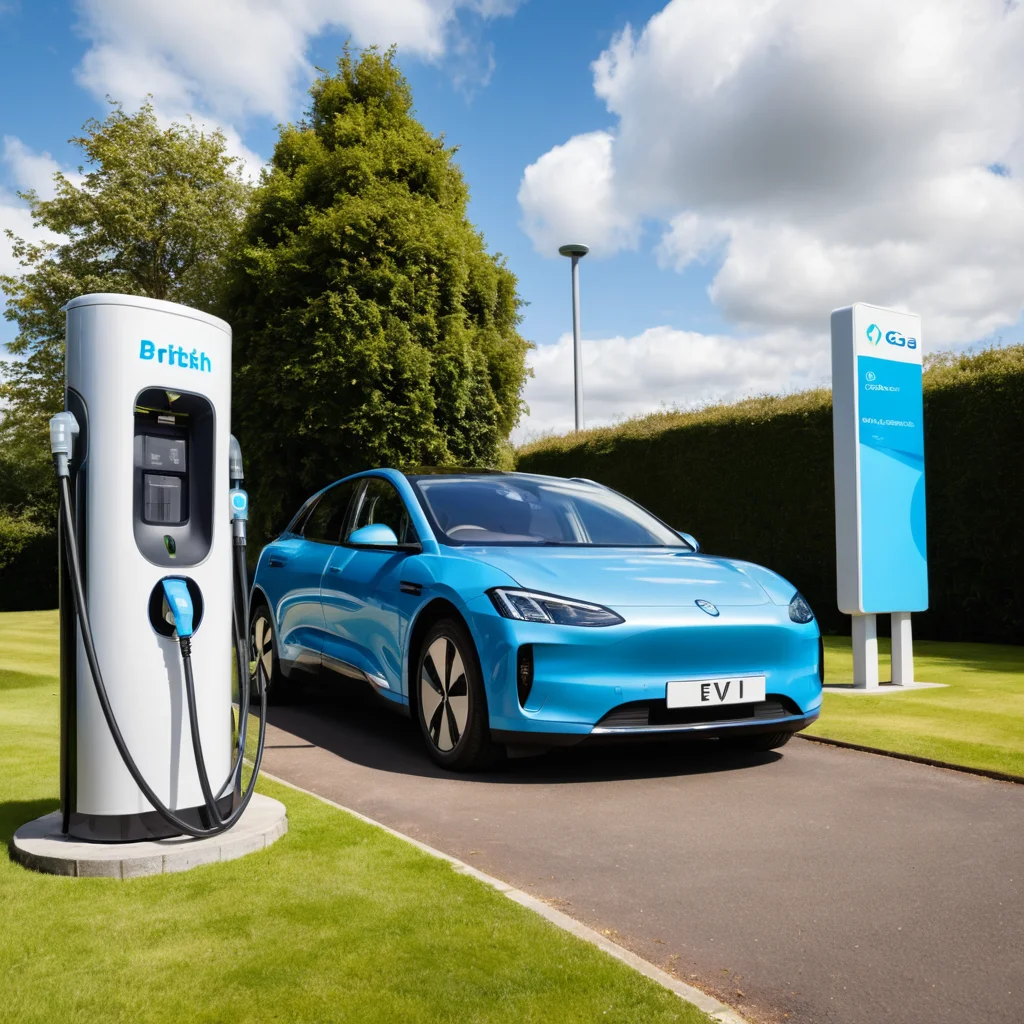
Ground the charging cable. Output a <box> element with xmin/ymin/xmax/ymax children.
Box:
<box><xmin>161</xmin><ymin>579</ymin><xmax>223</xmax><ymax>824</ymax></box>
<box><xmin>50</xmin><ymin>411</ymin><xmax>267</xmax><ymax>839</ymax></box>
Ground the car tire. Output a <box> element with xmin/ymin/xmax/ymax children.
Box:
<box><xmin>249</xmin><ymin>601</ymin><xmax>292</xmax><ymax>706</ymax></box>
<box><xmin>415</xmin><ymin>617</ymin><xmax>493</xmax><ymax>771</ymax></box>
<box><xmin>722</xmin><ymin>730</ymin><xmax>793</xmax><ymax>753</ymax></box>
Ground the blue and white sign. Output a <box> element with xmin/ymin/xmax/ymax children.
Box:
<box><xmin>831</xmin><ymin>303</ymin><xmax>928</xmax><ymax>615</ymax></box>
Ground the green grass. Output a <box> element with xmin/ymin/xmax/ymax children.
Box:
<box><xmin>810</xmin><ymin>636</ymin><xmax>1024</xmax><ymax>777</ymax></box>
<box><xmin>0</xmin><ymin>611</ymin><xmax>706</xmax><ymax>1024</ymax></box>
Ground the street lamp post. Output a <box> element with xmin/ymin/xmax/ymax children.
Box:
<box><xmin>558</xmin><ymin>243</ymin><xmax>590</xmax><ymax>431</ymax></box>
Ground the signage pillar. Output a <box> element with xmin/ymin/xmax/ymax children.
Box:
<box><xmin>891</xmin><ymin>612</ymin><xmax>914</xmax><ymax>685</ymax></box>
<box><xmin>851</xmin><ymin>614</ymin><xmax>879</xmax><ymax>688</ymax></box>
<box><xmin>831</xmin><ymin>303</ymin><xmax>927</xmax><ymax>688</ymax></box>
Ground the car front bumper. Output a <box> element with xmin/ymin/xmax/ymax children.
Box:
<box><xmin>492</xmin><ymin>708</ymin><xmax>820</xmax><ymax>748</ymax></box>
<box><xmin>465</xmin><ymin>595</ymin><xmax>823</xmax><ymax>742</ymax></box>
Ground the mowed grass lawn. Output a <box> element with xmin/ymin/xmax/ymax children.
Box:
<box><xmin>0</xmin><ymin>610</ymin><xmax>706</xmax><ymax>1024</ymax></box>
<box><xmin>809</xmin><ymin>636</ymin><xmax>1024</xmax><ymax>777</ymax></box>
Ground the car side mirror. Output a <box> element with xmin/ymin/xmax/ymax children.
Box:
<box><xmin>677</xmin><ymin>531</ymin><xmax>700</xmax><ymax>552</ymax></box>
<box><xmin>349</xmin><ymin>523</ymin><xmax>400</xmax><ymax>547</ymax></box>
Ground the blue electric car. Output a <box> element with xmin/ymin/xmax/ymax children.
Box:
<box><xmin>250</xmin><ymin>469</ymin><xmax>822</xmax><ymax>770</ymax></box>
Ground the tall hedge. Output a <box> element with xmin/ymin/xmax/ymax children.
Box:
<box><xmin>228</xmin><ymin>49</ymin><xmax>528</xmax><ymax>545</ymax></box>
<box><xmin>517</xmin><ymin>346</ymin><xmax>1024</xmax><ymax>644</ymax></box>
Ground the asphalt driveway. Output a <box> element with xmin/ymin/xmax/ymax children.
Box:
<box><xmin>259</xmin><ymin>692</ymin><xmax>1023</xmax><ymax>1024</ymax></box>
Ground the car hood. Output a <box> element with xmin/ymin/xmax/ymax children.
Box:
<box><xmin>467</xmin><ymin>547</ymin><xmax>773</xmax><ymax>608</ymax></box>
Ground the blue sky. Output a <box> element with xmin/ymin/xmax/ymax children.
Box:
<box><xmin>2</xmin><ymin>0</ymin><xmax>1022</xmax><ymax>437</ymax></box>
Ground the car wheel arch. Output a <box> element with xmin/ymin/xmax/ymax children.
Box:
<box><xmin>248</xmin><ymin>585</ymin><xmax>274</xmax><ymax>629</ymax></box>
<box><xmin>248</xmin><ymin>585</ymin><xmax>283</xmax><ymax>667</ymax></box>
<box><xmin>405</xmin><ymin>598</ymin><xmax>483</xmax><ymax>720</ymax></box>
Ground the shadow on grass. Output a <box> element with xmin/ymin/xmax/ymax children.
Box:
<box><xmin>1</xmin><ymin>799</ymin><xmax>59</xmax><ymax>846</ymax></box>
<box><xmin>262</xmin><ymin>684</ymin><xmax>784</xmax><ymax>785</ymax></box>
<box><xmin>914</xmin><ymin>642</ymin><xmax>1024</xmax><ymax>677</ymax></box>
<box><xmin>823</xmin><ymin>637</ymin><xmax>1024</xmax><ymax>677</ymax></box>
<box><xmin>0</xmin><ymin>669</ymin><xmax>53</xmax><ymax>691</ymax></box>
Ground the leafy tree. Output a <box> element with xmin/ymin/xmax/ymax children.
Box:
<box><xmin>0</xmin><ymin>102</ymin><xmax>250</xmax><ymax>605</ymax></box>
<box><xmin>1</xmin><ymin>102</ymin><xmax>250</xmax><ymax>418</ymax></box>
<box><xmin>228</xmin><ymin>48</ymin><xmax>530</xmax><ymax>541</ymax></box>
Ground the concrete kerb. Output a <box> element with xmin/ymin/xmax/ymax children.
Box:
<box><xmin>796</xmin><ymin>733</ymin><xmax>1024</xmax><ymax>785</ymax></box>
<box><xmin>258</xmin><ymin>769</ymin><xmax>751</xmax><ymax>1024</ymax></box>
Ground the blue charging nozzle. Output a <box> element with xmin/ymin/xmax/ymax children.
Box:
<box><xmin>229</xmin><ymin>488</ymin><xmax>248</xmax><ymax>522</ymax></box>
<box><xmin>230</xmin><ymin>487</ymin><xmax>248</xmax><ymax>544</ymax></box>
<box><xmin>161</xmin><ymin>578</ymin><xmax>195</xmax><ymax>642</ymax></box>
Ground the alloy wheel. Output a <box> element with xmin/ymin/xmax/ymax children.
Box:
<box><xmin>420</xmin><ymin>635</ymin><xmax>470</xmax><ymax>752</ymax></box>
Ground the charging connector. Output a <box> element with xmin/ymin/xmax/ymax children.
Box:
<box><xmin>228</xmin><ymin>434</ymin><xmax>244</xmax><ymax>488</ymax></box>
<box><xmin>161</xmin><ymin>578</ymin><xmax>195</xmax><ymax>640</ymax></box>
<box><xmin>49</xmin><ymin>412</ymin><xmax>80</xmax><ymax>478</ymax></box>
<box><xmin>229</xmin><ymin>488</ymin><xmax>248</xmax><ymax>544</ymax></box>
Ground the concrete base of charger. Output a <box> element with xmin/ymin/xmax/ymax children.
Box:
<box><xmin>9</xmin><ymin>793</ymin><xmax>287</xmax><ymax>878</ymax></box>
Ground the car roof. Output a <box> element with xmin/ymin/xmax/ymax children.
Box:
<box><xmin>402</xmin><ymin>467</ymin><xmax>602</xmax><ymax>485</ymax></box>
<box><xmin>403</xmin><ymin>466</ymin><xmax>508</xmax><ymax>477</ymax></box>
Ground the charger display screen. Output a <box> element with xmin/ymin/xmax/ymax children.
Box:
<box><xmin>140</xmin><ymin>435</ymin><xmax>187</xmax><ymax>471</ymax></box>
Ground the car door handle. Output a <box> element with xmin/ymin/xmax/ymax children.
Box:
<box><xmin>328</xmin><ymin>565</ymin><xmax>341</xmax><ymax>573</ymax></box>
<box><xmin>268</xmin><ymin>557</ymin><xmax>286</xmax><ymax>567</ymax></box>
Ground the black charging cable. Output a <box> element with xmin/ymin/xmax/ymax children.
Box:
<box><xmin>56</xmin><ymin>469</ymin><xmax>268</xmax><ymax>839</ymax></box>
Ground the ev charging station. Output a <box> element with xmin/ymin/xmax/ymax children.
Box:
<box><xmin>831</xmin><ymin>302</ymin><xmax>928</xmax><ymax>688</ymax></box>
<box><xmin>39</xmin><ymin>294</ymin><xmax>270</xmax><ymax>851</ymax></box>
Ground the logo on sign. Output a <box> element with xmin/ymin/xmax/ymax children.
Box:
<box><xmin>139</xmin><ymin>339</ymin><xmax>212</xmax><ymax>372</ymax></box>
<box><xmin>884</xmin><ymin>329</ymin><xmax>917</xmax><ymax>350</ymax></box>
<box><xmin>866</xmin><ymin>371</ymin><xmax>876</xmax><ymax>381</ymax></box>
<box><xmin>866</xmin><ymin>323</ymin><xmax>917</xmax><ymax>351</ymax></box>
<box><xmin>695</xmin><ymin>600</ymin><xmax>719</xmax><ymax>617</ymax></box>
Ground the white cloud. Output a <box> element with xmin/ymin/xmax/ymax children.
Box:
<box><xmin>2</xmin><ymin>137</ymin><xmax>69</xmax><ymax>199</ymax></box>
<box><xmin>69</xmin><ymin>0</ymin><xmax>520</xmax><ymax>192</ymax></box>
<box><xmin>515</xmin><ymin>324</ymin><xmax>828</xmax><ymax>441</ymax></box>
<box><xmin>655</xmin><ymin>211</ymin><xmax>728</xmax><ymax>271</ymax></box>
<box><xmin>74</xmin><ymin>0</ymin><xmax>520</xmax><ymax>123</ymax></box>
<box><xmin>520</xmin><ymin>0</ymin><xmax>1024</xmax><ymax>352</ymax></box>
<box><xmin>518</xmin><ymin>130</ymin><xmax>640</xmax><ymax>256</ymax></box>
<box><xmin>0</xmin><ymin>139</ymin><xmax>70</xmax><ymax>279</ymax></box>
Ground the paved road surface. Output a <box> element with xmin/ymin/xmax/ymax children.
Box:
<box><xmin>260</xmin><ymin>692</ymin><xmax>1023</xmax><ymax>1024</ymax></box>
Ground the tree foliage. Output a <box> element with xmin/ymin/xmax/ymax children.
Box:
<box><xmin>229</xmin><ymin>48</ymin><xmax>530</xmax><ymax>541</ymax></box>
<box><xmin>0</xmin><ymin>101</ymin><xmax>250</xmax><ymax>546</ymax></box>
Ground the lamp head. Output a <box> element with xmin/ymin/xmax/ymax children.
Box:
<box><xmin>558</xmin><ymin>243</ymin><xmax>590</xmax><ymax>258</ymax></box>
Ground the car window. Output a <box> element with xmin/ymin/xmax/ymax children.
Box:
<box><xmin>302</xmin><ymin>481</ymin><xmax>358</xmax><ymax>544</ymax></box>
<box><xmin>347</xmin><ymin>478</ymin><xmax>418</xmax><ymax>544</ymax></box>
<box><xmin>288</xmin><ymin>497</ymin><xmax>318</xmax><ymax>535</ymax></box>
<box><xmin>410</xmin><ymin>474</ymin><xmax>685</xmax><ymax>547</ymax></box>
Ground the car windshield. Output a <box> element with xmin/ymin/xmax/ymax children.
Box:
<box><xmin>410</xmin><ymin>474</ymin><xmax>687</xmax><ymax>547</ymax></box>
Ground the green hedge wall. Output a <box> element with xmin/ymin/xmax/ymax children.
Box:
<box><xmin>0</xmin><ymin>514</ymin><xmax>57</xmax><ymax>612</ymax></box>
<box><xmin>517</xmin><ymin>347</ymin><xmax>1024</xmax><ymax>644</ymax></box>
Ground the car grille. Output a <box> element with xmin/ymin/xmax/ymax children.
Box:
<box><xmin>596</xmin><ymin>696</ymin><xmax>801</xmax><ymax>730</ymax></box>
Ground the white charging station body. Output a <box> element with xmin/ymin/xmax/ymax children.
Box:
<box><xmin>62</xmin><ymin>293</ymin><xmax>234</xmax><ymax>840</ymax></box>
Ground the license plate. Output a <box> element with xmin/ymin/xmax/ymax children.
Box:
<box><xmin>666</xmin><ymin>676</ymin><xmax>766</xmax><ymax>708</ymax></box>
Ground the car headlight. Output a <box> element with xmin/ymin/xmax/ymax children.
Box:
<box><xmin>789</xmin><ymin>592</ymin><xmax>815</xmax><ymax>624</ymax></box>
<box><xmin>488</xmin><ymin>588</ymin><xmax>624</xmax><ymax>627</ymax></box>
